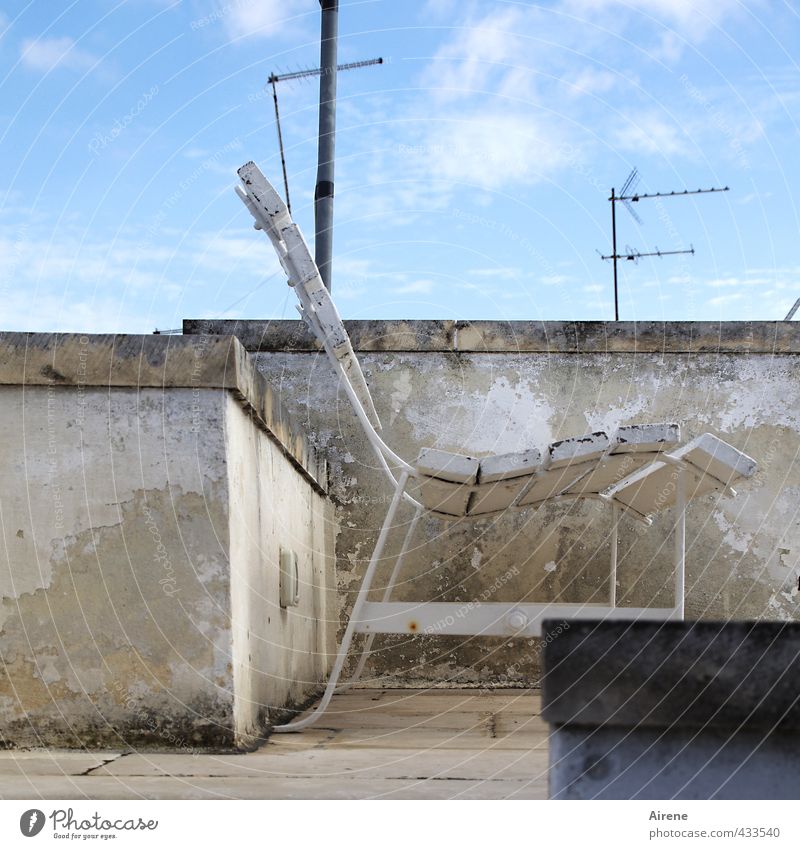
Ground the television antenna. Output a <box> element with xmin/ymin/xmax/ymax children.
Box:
<box><xmin>266</xmin><ymin>57</ymin><xmax>382</xmax><ymax>215</ymax></box>
<box><xmin>600</xmin><ymin>168</ymin><xmax>729</xmax><ymax>320</ymax></box>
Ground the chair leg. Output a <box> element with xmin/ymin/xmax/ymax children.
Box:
<box><xmin>609</xmin><ymin>502</ymin><xmax>618</xmax><ymax>608</ymax></box>
<box><xmin>344</xmin><ymin>506</ymin><xmax>423</xmax><ymax>689</ymax></box>
<box><xmin>272</xmin><ymin>471</ymin><xmax>410</xmax><ymax>732</ymax></box>
<box><xmin>674</xmin><ymin>468</ymin><xmax>686</xmax><ymax>619</ymax></box>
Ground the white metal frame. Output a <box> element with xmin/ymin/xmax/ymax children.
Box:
<box><xmin>235</xmin><ymin>162</ymin><xmax>738</xmax><ymax>732</ymax></box>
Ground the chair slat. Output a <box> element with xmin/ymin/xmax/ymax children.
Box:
<box><xmin>564</xmin><ymin>422</ymin><xmax>680</xmax><ymax>496</ymax></box>
<box><xmin>416</xmin><ymin>448</ymin><xmax>479</xmax><ymax>484</ymax></box>
<box><xmin>609</xmin><ymin>433</ymin><xmax>756</xmax><ymax>517</ymax></box>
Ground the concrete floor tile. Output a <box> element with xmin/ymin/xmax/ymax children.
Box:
<box><xmin>0</xmin><ymin>689</ymin><xmax>548</xmax><ymax>800</ymax></box>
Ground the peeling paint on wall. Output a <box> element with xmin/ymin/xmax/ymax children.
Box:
<box><xmin>0</xmin><ymin>382</ymin><xmax>336</xmax><ymax>749</ymax></box>
<box><xmin>252</xmin><ymin>344</ymin><xmax>800</xmax><ymax>683</ymax></box>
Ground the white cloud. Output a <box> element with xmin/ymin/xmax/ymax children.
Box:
<box><xmin>422</xmin><ymin>0</ymin><xmax>459</xmax><ymax>19</ymax></box>
<box><xmin>325</xmin><ymin>259</ymin><xmax>440</xmax><ymax>299</ymax></box>
<box><xmin>707</xmin><ymin>276</ymin><xmax>771</xmax><ymax>288</ymax></box>
<box><xmin>468</xmin><ymin>267</ymin><xmax>524</xmax><ymax>280</ymax></box>
<box><xmin>389</xmin><ymin>278</ymin><xmax>435</xmax><ymax>295</ymax></box>
<box><xmin>709</xmin><ymin>292</ymin><xmax>744</xmax><ymax>306</ymax></box>
<box><xmin>20</xmin><ymin>36</ymin><xmax>99</xmax><ymax>73</ymax></box>
<box><xmin>0</xmin><ymin>223</ymin><xmax>282</xmax><ymax>333</ymax></box>
<box><xmin>222</xmin><ymin>0</ymin><xmax>311</xmax><ymax>41</ymax></box>
<box><xmin>2</xmin><ymin>290</ymin><xmax>152</xmax><ymax>334</ymax></box>
<box><xmin>613</xmin><ymin>113</ymin><xmax>690</xmax><ymax>157</ymax></box>
<box><xmin>410</xmin><ymin>0</ymin><xmax>741</xmax><ymax>196</ymax></box>
<box><xmin>566</xmin><ymin>0</ymin><xmax>753</xmax><ymax>65</ymax></box>
<box><xmin>421</xmin><ymin>6</ymin><xmax>533</xmax><ymax>102</ymax></box>
<box><xmin>419</xmin><ymin>111</ymin><xmax>572</xmax><ymax>191</ymax></box>
<box><xmin>322</xmin><ymin>256</ymin><xmax>374</xmax><ymax>301</ymax></box>
<box><xmin>424</xmin><ymin>0</ymin><xmax>748</xmax><ymax>108</ymax></box>
<box><xmin>565</xmin><ymin>0</ymin><xmax>746</xmax><ymax>35</ymax></box>
<box><xmin>564</xmin><ymin>68</ymin><xmax>621</xmax><ymax>98</ymax></box>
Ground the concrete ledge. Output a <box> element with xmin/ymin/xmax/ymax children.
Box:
<box><xmin>543</xmin><ymin>621</ymin><xmax>800</xmax><ymax>798</ymax></box>
<box><xmin>0</xmin><ymin>332</ymin><xmax>326</xmax><ymax>492</ymax></box>
<box><xmin>542</xmin><ymin>620</ymin><xmax>800</xmax><ymax>731</ymax></box>
<box><xmin>183</xmin><ymin>319</ymin><xmax>800</xmax><ymax>354</ymax></box>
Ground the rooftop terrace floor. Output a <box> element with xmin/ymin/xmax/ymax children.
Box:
<box><xmin>0</xmin><ymin>689</ymin><xmax>547</xmax><ymax>800</ymax></box>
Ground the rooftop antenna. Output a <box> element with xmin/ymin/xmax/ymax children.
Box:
<box><xmin>785</xmin><ymin>298</ymin><xmax>800</xmax><ymax>320</ymax></box>
<box><xmin>600</xmin><ymin>168</ymin><xmax>729</xmax><ymax>320</ymax></box>
<box><xmin>266</xmin><ymin>56</ymin><xmax>382</xmax><ymax>217</ymax></box>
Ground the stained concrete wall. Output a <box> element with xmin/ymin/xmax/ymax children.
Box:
<box><xmin>226</xmin><ymin>394</ymin><xmax>336</xmax><ymax>741</ymax></box>
<box><xmin>185</xmin><ymin>320</ymin><xmax>800</xmax><ymax>687</ymax></box>
<box><xmin>0</xmin><ymin>333</ymin><xmax>335</xmax><ymax>749</ymax></box>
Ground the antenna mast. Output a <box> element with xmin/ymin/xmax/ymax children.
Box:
<box><xmin>601</xmin><ymin>168</ymin><xmax>729</xmax><ymax>320</ymax></box>
<box><xmin>267</xmin><ymin>57</ymin><xmax>383</xmax><ymax>217</ymax></box>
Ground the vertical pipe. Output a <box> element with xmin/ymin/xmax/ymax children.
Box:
<box><xmin>315</xmin><ymin>0</ymin><xmax>338</xmax><ymax>291</ymax></box>
<box><xmin>611</xmin><ymin>187</ymin><xmax>619</xmax><ymax>321</ymax></box>
<box><xmin>674</xmin><ymin>470</ymin><xmax>686</xmax><ymax>618</ymax></box>
<box><xmin>609</xmin><ymin>502</ymin><xmax>618</xmax><ymax>607</ymax></box>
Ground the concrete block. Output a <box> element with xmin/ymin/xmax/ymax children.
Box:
<box><xmin>543</xmin><ymin>620</ymin><xmax>800</xmax><ymax>730</ymax></box>
<box><xmin>543</xmin><ymin>620</ymin><xmax>800</xmax><ymax>799</ymax></box>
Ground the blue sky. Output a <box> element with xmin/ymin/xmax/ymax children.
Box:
<box><xmin>1</xmin><ymin>0</ymin><xmax>799</xmax><ymax>332</ymax></box>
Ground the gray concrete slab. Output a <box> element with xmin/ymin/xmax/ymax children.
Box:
<box><xmin>0</xmin><ymin>752</ymin><xmax>122</xmax><ymax>776</ymax></box>
<box><xmin>98</xmin><ymin>747</ymin><xmax>548</xmax><ymax>781</ymax></box>
<box><xmin>0</xmin><ymin>689</ymin><xmax>547</xmax><ymax>800</ymax></box>
<box><xmin>321</xmin><ymin>728</ymin><xmax>549</xmax><ymax>750</ymax></box>
<box><xmin>0</xmin><ymin>775</ymin><xmax>547</xmax><ymax>800</ymax></box>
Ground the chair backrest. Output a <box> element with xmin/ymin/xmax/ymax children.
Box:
<box><xmin>236</xmin><ymin>161</ymin><xmax>382</xmax><ymax>432</ymax></box>
<box><xmin>236</xmin><ymin>161</ymin><xmax>757</xmax><ymax>522</ymax></box>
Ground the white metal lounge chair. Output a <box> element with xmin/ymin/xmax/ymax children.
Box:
<box><xmin>235</xmin><ymin>161</ymin><xmax>758</xmax><ymax>732</ymax></box>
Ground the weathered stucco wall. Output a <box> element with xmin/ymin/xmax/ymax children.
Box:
<box><xmin>186</xmin><ymin>320</ymin><xmax>800</xmax><ymax>687</ymax></box>
<box><xmin>226</xmin><ymin>394</ymin><xmax>336</xmax><ymax>741</ymax></box>
<box><xmin>0</xmin><ymin>333</ymin><xmax>335</xmax><ymax>749</ymax></box>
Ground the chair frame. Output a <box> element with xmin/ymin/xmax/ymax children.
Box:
<box><xmin>235</xmin><ymin>161</ymin><xmax>752</xmax><ymax>732</ymax></box>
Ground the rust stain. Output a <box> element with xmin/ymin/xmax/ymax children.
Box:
<box><xmin>408</xmin><ymin>621</ymin><xmax>418</xmax><ymax>632</ymax></box>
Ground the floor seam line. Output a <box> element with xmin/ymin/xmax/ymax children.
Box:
<box><xmin>80</xmin><ymin>752</ymin><xmax>129</xmax><ymax>777</ymax></box>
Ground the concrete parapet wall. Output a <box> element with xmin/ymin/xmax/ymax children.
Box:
<box><xmin>184</xmin><ymin>318</ymin><xmax>800</xmax><ymax>354</ymax></box>
<box><xmin>0</xmin><ymin>333</ymin><xmax>335</xmax><ymax>749</ymax></box>
<box><xmin>184</xmin><ymin>319</ymin><xmax>800</xmax><ymax>685</ymax></box>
